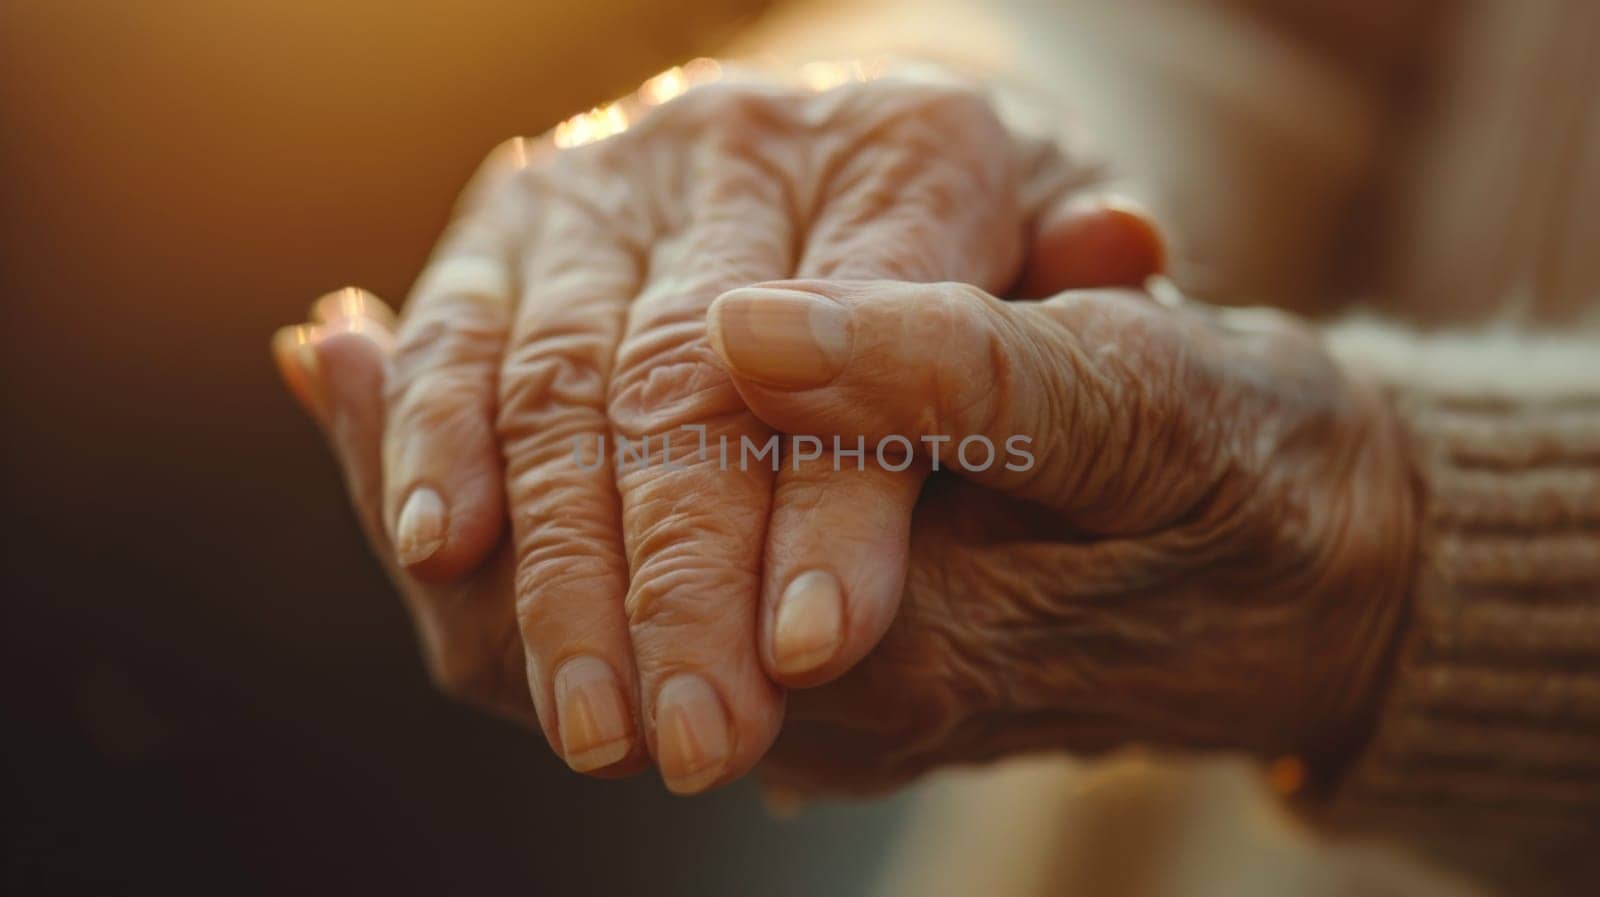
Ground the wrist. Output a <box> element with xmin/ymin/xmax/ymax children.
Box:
<box><xmin>1318</xmin><ymin>326</ymin><xmax>1600</xmax><ymax>832</ymax></box>
<box><xmin>1296</xmin><ymin>373</ymin><xmax>1420</xmax><ymax>785</ymax></box>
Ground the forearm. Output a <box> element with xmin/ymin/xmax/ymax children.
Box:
<box><xmin>729</xmin><ymin>0</ymin><xmax>1388</xmax><ymax>306</ymax></box>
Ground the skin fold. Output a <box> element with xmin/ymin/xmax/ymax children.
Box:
<box><xmin>273</xmin><ymin>73</ymin><xmax>1409</xmax><ymax>796</ymax></box>
<box><xmin>708</xmin><ymin>281</ymin><xmax>1414</xmax><ymax>794</ymax></box>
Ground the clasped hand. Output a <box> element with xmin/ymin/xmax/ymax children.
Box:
<box><xmin>274</xmin><ymin>69</ymin><xmax>1410</xmax><ymax>796</ymax></box>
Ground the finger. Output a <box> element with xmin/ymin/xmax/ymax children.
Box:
<box><xmin>759</xmin><ymin>457</ymin><xmax>926</xmax><ymax>685</ymax></box>
<box><xmin>272</xmin><ymin>321</ymin><xmax>333</xmax><ymax>426</ymax></box>
<box><xmin>276</xmin><ymin>309</ymin><xmax>535</xmax><ymax>727</ymax></box>
<box><xmin>609</xmin><ymin>144</ymin><xmax>795</xmax><ymax>794</ymax></box>
<box><xmin>752</xmin><ymin>101</ymin><xmax>1022</xmax><ymax>688</ymax></box>
<box><xmin>709</xmin><ymin>281</ymin><xmax>1176</xmax><ymax>524</ymax></box>
<box><xmin>1016</xmin><ymin>196</ymin><xmax>1165</xmax><ymax>297</ymax></box>
<box><xmin>272</xmin><ymin>287</ymin><xmax>394</xmax><ymax>429</ymax></box>
<box><xmin>382</xmin><ymin>177</ymin><xmax>522</xmax><ymax>582</ymax></box>
<box><xmin>498</xmin><ymin>183</ymin><xmax>647</xmax><ymax>775</ymax></box>
<box><xmin>1005</xmin><ymin>128</ymin><xmax>1164</xmax><ymax>296</ymax></box>
<box><xmin>272</xmin><ymin>306</ymin><xmax>394</xmax><ymax>542</ymax></box>
<box><xmin>384</xmin><ymin>217</ymin><xmax>512</xmax><ymax>580</ymax></box>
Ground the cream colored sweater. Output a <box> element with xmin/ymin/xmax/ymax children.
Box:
<box><xmin>1326</xmin><ymin>327</ymin><xmax>1600</xmax><ymax>890</ymax></box>
<box><xmin>1318</xmin><ymin>0</ymin><xmax>1600</xmax><ymax>873</ymax></box>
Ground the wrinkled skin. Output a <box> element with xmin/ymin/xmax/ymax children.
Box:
<box><xmin>293</xmin><ymin>277</ymin><xmax>1413</xmax><ymax>799</ymax></box>
<box><xmin>278</xmin><ymin>75</ymin><xmax>1412</xmax><ymax>798</ymax></box>
<box><xmin>708</xmin><ymin>282</ymin><xmax>1416</xmax><ymax>795</ymax></box>
<box><xmin>277</xmin><ymin>74</ymin><xmax>1161</xmax><ymax>792</ymax></box>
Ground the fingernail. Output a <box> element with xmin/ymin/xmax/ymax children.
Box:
<box><xmin>395</xmin><ymin>486</ymin><xmax>447</xmax><ymax>566</ymax></box>
<box><xmin>655</xmin><ymin>673</ymin><xmax>731</xmax><ymax>795</ymax></box>
<box><xmin>772</xmin><ymin>570</ymin><xmax>844</xmax><ymax>676</ymax></box>
<box><xmin>708</xmin><ymin>287</ymin><xmax>851</xmax><ymax>388</ymax></box>
<box><xmin>271</xmin><ymin>323</ymin><xmax>329</xmax><ymax>421</ymax></box>
<box><xmin>555</xmin><ymin>656</ymin><xmax>633</xmax><ymax>772</ymax></box>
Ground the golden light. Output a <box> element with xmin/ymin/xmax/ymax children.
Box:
<box><xmin>799</xmin><ymin>61</ymin><xmax>851</xmax><ymax>92</ymax></box>
<box><xmin>544</xmin><ymin>54</ymin><xmax>900</xmax><ymax>153</ymax></box>
<box><xmin>507</xmin><ymin>135</ymin><xmax>531</xmax><ymax>169</ymax></box>
<box><xmin>639</xmin><ymin>66</ymin><xmax>689</xmax><ymax>106</ymax></box>
<box><xmin>313</xmin><ymin>286</ymin><xmax>393</xmax><ymax>327</ymax></box>
<box><xmin>680</xmin><ymin>57</ymin><xmax>722</xmax><ymax>86</ymax></box>
<box><xmin>552</xmin><ymin>102</ymin><xmax>631</xmax><ymax>149</ymax></box>
<box><xmin>798</xmin><ymin>57</ymin><xmax>889</xmax><ymax>93</ymax></box>
<box><xmin>856</xmin><ymin>55</ymin><xmax>890</xmax><ymax>81</ymax></box>
<box><xmin>550</xmin><ymin>58</ymin><xmax>728</xmax><ymax>148</ymax></box>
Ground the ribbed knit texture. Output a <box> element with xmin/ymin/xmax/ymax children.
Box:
<box><xmin>1332</xmin><ymin>385</ymin><xmax>1600</xmax><ymax>890</ymax></box>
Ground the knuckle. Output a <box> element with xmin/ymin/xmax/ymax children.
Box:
<box><xmin>470</xmin><ymin>136</ymin><xmax>551</xmax><ymax>195</ymax></box>
<box><xmin>649</xmin><ymin>82</ymin><xmax>810</xmax><ymax>170</ymax></box>
<box><xmin>624</xmin><ymin>554</ymin><xmax>753</xmax><ymax>633</ymax></box>
<box><xmin>496</xmin><ymin>333</ymin><xmax>611</xmax><ymax>442</ymax></box>
<box><xmin>505</xmin><ymin>452</ymin><xmax>611</xmax><ymax>533</ymax></box>
<box><xmin>810</xmin><ymin>223</ymin><xmax>949</xmax><ymax>280</ymax></box>
<box><xmin>770</xmin><ymin>475</ymin><xmax>833</xmax><ymax>521</ymax></box>
<box><xmin>478</xmin><ymin>135</ymin><xmax>524</xmax><ymax>171</ymax></box>
<box><xmin>387</xmin><ymin>364</ymin><xmax>493</xmax><ymax>438</ymax></box>
<box><xmin>923</xmin><ymin>286</ymin><xmax>1005</xmax><ymax>434</ymax></box>
<box><xmin>929</xmin><ymin>282</ymin><xmax>990</xmax><ymax>325</ymax></box>
<box><xmin>852</xmin><ymin>79</ymin><xmax>1001</xmax><ymax>140</ymax></box>
<box><xmin>608</xmin><ymin>328</ymin><xmax>744</xmax><ymax>438</ymax></box>
<box><xmin>415</xmin><ymin>217</ymin><xmax>515</xmax><ymax>299</ymax></box>
<box><xmin>899</xmin><ymin>80</ymin><xmax>993</xmax><ymax>121</ymax></box>
<box><xmin>674</xmin><ymin>81</ymin><xmax>787</xmax><ymax>129</ymax></box>
<box><xmin>512</xmin><ymin>551</ymin><xmax>618</xmax><ymax>629</ymax></box>
<box><xmin>388</xmin><ymin>308</ymin><xmax>501</xmax><ymax>395</ymax></box>
<box><xmin>807</xmin><ymin>84</ymin><xmax>1017</xmax><ymax>282</ymax></box>
<box><xmin>536</xmin><ymin>152</ymin><xmax>639</xmax><ymax>233</ymax></box>
<box><xmin>619</xmin><ymin>499</ymin><xmax>763</xmax><ymax>629</ymax></box>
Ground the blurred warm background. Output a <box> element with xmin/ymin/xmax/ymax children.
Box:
<box><xmin>1</xmin><ymin>1</ymin><xmax>911</xmax><ymax>892</ymax></box>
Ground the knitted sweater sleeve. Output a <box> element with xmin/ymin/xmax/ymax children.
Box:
<box><xmin>1324</xmin><ymin>322</ymin><xmax>1600</xmax><ymax>888</ymax></box>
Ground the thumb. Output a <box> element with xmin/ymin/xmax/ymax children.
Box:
<box><xmin>706</xmin><ymin>279</ymin><xmax>1134</xmax><ymax>513</ymax></box>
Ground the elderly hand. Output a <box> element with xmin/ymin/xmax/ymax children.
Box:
<box><xmin>274</xmin><ymin>65</ymin><xmax>1162</xmax><ymax>792</ymax></box>
<box><xmin>702</xmin><ymin>280</ymin><xmax>1415</xmax><ymax>794</ymax></box>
